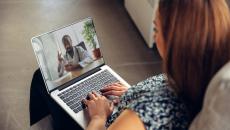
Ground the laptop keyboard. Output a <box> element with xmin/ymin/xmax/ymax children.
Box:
<box><xmin>57</xmin><ymin>70</ymin><xmax>119</xmax><ymax>113</ymax></box>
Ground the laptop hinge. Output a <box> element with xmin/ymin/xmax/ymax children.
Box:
<box><xmin>50</xmin><ymin>64</ymin><xmax>104</xmax><ymax>93</ymax></box>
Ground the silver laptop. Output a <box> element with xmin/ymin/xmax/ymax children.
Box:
<box><xmin>31</xmin><ymin>17</ymin><xmax>131</xmax><ymax>129</ymax></box>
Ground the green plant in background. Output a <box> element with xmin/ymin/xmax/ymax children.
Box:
<box><xmin>82</xmin><ymin>20</ymin><xmax>97</xmax><ymax>49</ymax></box>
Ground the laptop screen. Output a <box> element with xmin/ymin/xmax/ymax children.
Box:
<box><xmin>31</xmin><ymin>18</ymin><xmax>104</xmax><ymax>92</ymax></box>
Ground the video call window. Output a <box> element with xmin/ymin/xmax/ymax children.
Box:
<box><xmin>32</xmin><ymin>19</ymin><xmax>103</xmax><ymax>89</ymax></box>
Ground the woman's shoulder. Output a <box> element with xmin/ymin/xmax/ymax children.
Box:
<box><xmin>126</xmin><ymin>91</ymin><xmax>190</xmax><ymax>130</ymax></box>
<box><xmin>136</xmin><ymin>73</ymin><xmax>167</xmax><ymax>87</ymax></box>
<box><xmin>121</xmin><ymin>74</ymin><xmax>190</xmax><ymax>130</ymax></box>
<box><xmin>122</xmin><ymin>73</ymin><xmax>168</xmax><ymax>99</ymax></box>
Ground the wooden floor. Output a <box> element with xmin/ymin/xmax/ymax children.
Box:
<box><xmin>0</xmin><ymin>0</ymin><xmax>162</xmax><ymax>130</ymax></box>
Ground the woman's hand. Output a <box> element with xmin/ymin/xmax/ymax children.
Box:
<box><xmin>100</xmin><ymin>82</ymin><xmax>128</xmax><ymax>96</ymax></box>
<box><xmin>83</xmin><ymin>91</ymin><xmax>114</xmax><ymax>122</ymax></box>
<box><xmin>100</xmin><ymin>82</ymin><xmax>128</xmax><ymax>104</ymax></box>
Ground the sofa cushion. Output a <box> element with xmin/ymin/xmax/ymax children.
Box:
<box><xmin>189</xmin><ymin>62</ymin><xmax>230</xmax><ymax>130</ymax></box>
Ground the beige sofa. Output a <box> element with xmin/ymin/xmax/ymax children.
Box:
<box><xmin>189</xmin><ymin>62</ymin><xmax>230</xmax><ymax>130</ymax></box>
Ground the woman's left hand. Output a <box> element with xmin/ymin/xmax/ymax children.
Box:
<box><xmin>83</xmin><ymin>91</ymin><xmax>114</xmax><ymax>123</ymax></box>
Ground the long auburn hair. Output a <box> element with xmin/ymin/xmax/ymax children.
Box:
<box><xmin>159</xmin><ymin>0</ymin><xmax>230</xmax><ymax>117</ymax></box>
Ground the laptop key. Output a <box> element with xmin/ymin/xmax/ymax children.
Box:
<box><xmin>60</xmin><ymin>96</ymin><xmax>65</xmax><ymax>100</ymax></box>
<box><xmin>73</xmin><ymin>108</ymin><xmax>79</xmax><ymax>113</ymax></box>
<box><xmin>73</xmin><ymin>105</ymin><xmax>83</xmax><ymax>113</ymax></box>
<box><xmin>63</xmin><ymin>97</ymin><xmax>71</xmax><ymax>103</ymax></box>
<box><xmin>66</xmin><ymin>100</ymin><xmax>75</xmax><ymax>106</ymax></box>
<box><xmin>70</xmin><ymin>102</ymin><xmax>80</xmax><ymax>109</ymax></box>
<box><xmin>76</xmin><ymin>106</ymin><xmax>83</xmax><ymax>112</ymax></box>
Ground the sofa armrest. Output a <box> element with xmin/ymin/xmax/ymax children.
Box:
<box><xmin>189</xmin><ymin>62</ymin><xmax>230</xmax><ymax>130</ymax></box>
<box><xmin>125</xmin><ymin>0</ymin><xmax>159</xmax><ymax>48</ymax></box>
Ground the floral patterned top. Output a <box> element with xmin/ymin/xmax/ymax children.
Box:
<box><xmin>106</xmin><ymin>74</ymin><xmax>190</xmax><ymax>130</ymax></box>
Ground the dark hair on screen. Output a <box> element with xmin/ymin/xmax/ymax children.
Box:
<box><xmin>159</xmin><ymin>0</ymin><xmax>230</xmax><ymax>118</ymax></box>
<box><xmin>62</xmin><ymin>35</ymin><xmax>72</xmax><ymax>45</ymax></box>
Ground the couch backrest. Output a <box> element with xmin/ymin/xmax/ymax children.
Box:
<box><xmin>189</xmin><ymin>62</ymin><xmax>230</xmax><ymax>130</ymax></box>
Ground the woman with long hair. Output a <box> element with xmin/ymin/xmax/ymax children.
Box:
<box><xmin>84</xmin><ymin>0</ymin><xmax>230</xmax><ymax>130</ymax></box>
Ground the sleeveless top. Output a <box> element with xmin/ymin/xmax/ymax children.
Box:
<box><xmin>106</xmin><ymin>74</ymin><xmax>190</xmax><ymax>130</ymax></box>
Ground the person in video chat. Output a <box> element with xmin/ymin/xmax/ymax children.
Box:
<box><xmin>57</xmin><ymin>35</ymin><xmax>93</xmax><ymax>77</ymax></box>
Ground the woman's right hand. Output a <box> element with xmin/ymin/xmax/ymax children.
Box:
<box><xmin>83</xmin><ymin>91</ymin><xmax>114</xmax><ymax>122</ymax></box>
<box><xmin>100</xmin><ymin>82</ymin><xmax>128</xmax><ymax>104</ymax></box>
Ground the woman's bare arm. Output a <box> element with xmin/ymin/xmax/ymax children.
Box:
<box><xmin>108</xmin><ymin>109</ymin><xmax>145</xmax><ymax>130</ymax></box>
<box><xmin>86</xmin><ymin>117</ymin><xmax>106</xmax><ymax>130</ymax></box>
